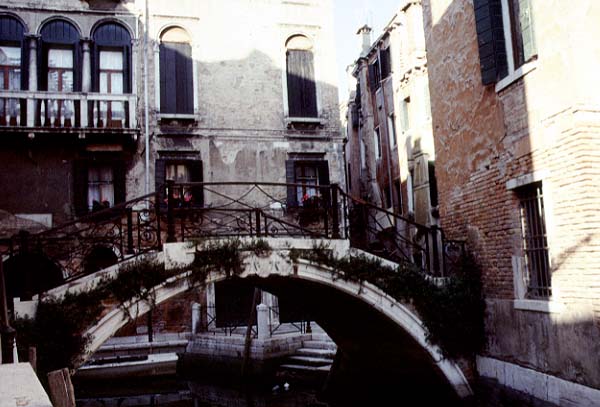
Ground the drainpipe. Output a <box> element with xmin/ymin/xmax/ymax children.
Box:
<box><xmin>143</xmin><ymin>0</ymin><xmax>150</xmax><ymax>196</ymax></box>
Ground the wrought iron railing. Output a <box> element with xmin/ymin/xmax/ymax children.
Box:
<box><xmin>2</xmin><ymin>182</ymin><xmax>466</xmax><ymax>294</ymax></box>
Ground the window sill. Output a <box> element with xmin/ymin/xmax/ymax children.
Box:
<box><xmin>495</xmin><ymin>59</ymin><xmax>538</xmax><ymax>93</ymax></box>
<box><xmin>285</xmin><ymin>117</ymin><xmax>324</xmax><ymax>126</ymax></box>
<box><xmin>513</xmin><ymin>299</ymin><xmax>565</xmax><ymax>314</ymax></box>
<box><xmin>158</xmin><ymin>113</ymin><xmax>197</xmax><ymax>121</ymax></box>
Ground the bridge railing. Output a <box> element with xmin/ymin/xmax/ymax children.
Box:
<box><xmin>338</xmin><ymin>189</ymin><xmax>466</xmax><ymax>277</ymax></box>
<box><xmin>4</xmin><ymin>192</ymin><xmax>162</xmax><ymax>283</ymax></box>
<box><xmin>2</xmin><ymin>182</ymin><xmax>465</xmax><ymax>295</ymax></box>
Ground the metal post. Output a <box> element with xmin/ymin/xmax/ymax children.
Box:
<box><xmin>166</xmin><ymin>180</ymin><xmax>176</xmax><ymax>243</ymax></box>
<box><xmin>431</xmin><ymin>225</ymin><xmax>441</xmax><ymax>277</ymax></box>
<box><xmin>331</xmin><ymin>184</ymin><xmax>340</xmax><ymax>239</ymax></box>
<box><xmin>0</xmin><ymin>259</ymin><xmax>12</xmax><ymax>364</ymax></box>
<box><xmin>126</xmin><ymin>208</ymin><xmax>134</xmax><ymax>255</ymax></box>
<box><xmin>255</xmin><ymin>209</ymin><xmax>261</xmax><ymax>237</ymax></box>
<box><xmin>147</xmin><ymin>309</ymin><xmax>153</xmax><ymax>343</ymax></box>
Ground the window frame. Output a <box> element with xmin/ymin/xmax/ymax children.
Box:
<box><xmin>0</xmin><ymin>44</ymin><xmax>22</xmax><ymax>124</ymax></box>
<box><xmin>157</xmin><ymin>26</ymin><xmax>195</xmax><ymax>117</ymax></box>
<box><xmin>98</xmin><ymin>48</ymin><xmax>125</xmax><ymax>127</ymax></box>
<box><xmin>495</xmin><ymin>0</ymin><xmax>537</xmax><ymax>91</ymax></box>
<box><xmin>374</xmin><ymin>126</ymin><xmax>382</xmax><ymax>160</ymax></box>
<box><xmin>284</xmin><ymin>34</ymin><xmax>319</xmax><ymax>120</ymax></box>
<box><xmin>87</xmin><ymin>164</ymin><xmax>115</xmax><ymax>212</ymax></box>
<box><xmin>516</xmin><ymin>182</ymin><xmax>551</xmax><ymax>299</ymax></box>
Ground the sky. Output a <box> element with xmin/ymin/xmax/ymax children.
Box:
<box><xmin>333</xmin><ymin>0</ymin><xmax>401</xmax><ymax>102</ymax></box>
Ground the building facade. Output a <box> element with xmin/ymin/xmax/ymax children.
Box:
<box><xmin>345</xmin><ymin>2</ymin><xmax>438</xmax><ymax>227</ymax></box>
<box><xmin>422</xmin><ymin>0</ymin><xmax>600</xmax><ymax>403</ymax></box>
<box><xmin>0</xmin><ymin>0</ymin><xmax>343</xmax><ymax>332</ymax></box>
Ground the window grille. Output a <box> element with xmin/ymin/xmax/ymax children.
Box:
<box><xmin>518</xmin><ymin>182</ymin><xmax>551</xmax><ymax>298</ymax></box>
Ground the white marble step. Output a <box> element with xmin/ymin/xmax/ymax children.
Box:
<box><xmin>279</xmin><ymin>363</ymin><xmax>332</xmax><ymax>372</ymax></box>
<box><xmin>302</xmin><ymin>340</ymin><xmax>337</xmax><ymax>351</ymax></box>
<box><xmin>296</xmin><ymin>347</ymin><xmax>336</xmax><ymax>358</ymax></box>
<box><xmin>287</xmin><ymin>355</ymin><xmax>334</xmax><ymax>366</ymax></box>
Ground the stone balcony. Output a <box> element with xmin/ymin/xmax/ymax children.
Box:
<box><xmin>0</xmin><ymin>89</ymin><xmax>138</xmax><ymax>138</ymax></box>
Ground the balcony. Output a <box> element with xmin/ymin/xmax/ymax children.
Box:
<box><xmin>0</xmin><ymin>90</ymin><xmax>138</xmax><ymax>137</ymax></box>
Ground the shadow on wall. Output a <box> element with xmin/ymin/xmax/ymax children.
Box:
<box><xmin>425</xmin><ymin>0</ymin><xmax>600</xmax><ymax>395</ymax></box>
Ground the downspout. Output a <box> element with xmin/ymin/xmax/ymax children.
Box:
<box><xmin>143</xmin><ymin>0</ymin><xmax>150</xmax><ymax>196</ymax></box>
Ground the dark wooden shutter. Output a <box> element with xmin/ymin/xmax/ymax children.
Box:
<box><xmin>112</xmin><ymin>160</ymin><xmax>126</xmax><ymax>205</ymax></box>
<box><xmin>428</xmin><ymin>162</ymin><xmax>438</xmax><ymax>207</ymax></box>
<box><xmin>155</xmin><ymin>158</ymin><xmax>166</xmax><ymax>200</ymax></box>
<box><xmin>39</xmin><ymin>43</ymin><xmax>48</xmax><ymax>91</ymax></box>
<box><xmin>159</xmin><ymin>44</ymin><xmax>175</xmax><ymax>113</ymax></box>
<box><xmin>189</xmin><ymin>160</ymin><xmax>204</xmax><ymax>207</ymax></box>
<box><xmin>519</xmin><ymin>0</ymin><xmax>536</xmax><ymax>63</ymax></box>
<box><xmin>285</xmin><ymin>160</ymin><xmax>298</xmax><ymax>208</ymax></box>
<box><xmin>473</xmin><ymin>0</ymin><xmax>508</xmax><ymax>85</ymax></box>
<box><xmin>20</xmin><ymin>39</ymin><xmax>28</xmax><ymax>91</ymax></box>
<box><xmin>73</xmin><ymin>160</ymin><xmax>89</xmax><ymax>217</ymax></box>
<box><xmin>160</xmin><ymin>43</ymin><xmax>193</xmax><ymax>114</ymax></box>
<box><xmin>317</xmin><ymin>161</ymin><xmax>331</xmax><ymax>208</ymax></box>
<box><xmin>368</xmin><ymin>63</ymin><xmax>376</xmax><ymax>92</ymax></box>
<box><xmin>175</xmin><ymin>43</ymin><xmax>193</xmax><ymax>114</ymax></box>
<box><xmin>286</xmin><ymin>50</ymin><xmax>317</xmax><ymax>117</ymax></box>
<box><xmin>380</xmin><ymin>48</ymin><xmax>391</xmax><ymax>78</ymax></box>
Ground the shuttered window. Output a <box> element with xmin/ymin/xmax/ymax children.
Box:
<box><xmin>380</xmin><ymin>47</ymin><xmax>391</xmax><ymax>79</ymax></box>
<box><xmin>473</xmin><ymin>0</ymin><xmax>536</xmax><ymax>85</ymax></box>
<box><xmin>473</xmin><ymin>0</ymin><xmax>508</xmax><ymax>85</ymax></box>
<box><xmin>286</xmin><ymin>49</ymin><xmax>318</xmax><ymax>117</ymax></box>
<box><xmin>159</xmin><ymin>42</ymin><xmax>193</xmax><ymax>114</ymax></box>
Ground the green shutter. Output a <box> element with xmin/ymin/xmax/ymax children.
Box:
<box><xmin>473</xmin><ymin>0</ymin><xmax>508</xmax><ymax>84</ymax></box>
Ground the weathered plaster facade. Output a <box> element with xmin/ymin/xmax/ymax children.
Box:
<box><xmin>422</xmin><ymin>0</ymin><xmax>600</xmax><ymax>400</ymax></box>
<box><xmin>344</xmin><ymin>1</ymin><xmax>437</xmax><ymax>227</ymax></box>
<box><xmin>133</xmin><ymin>0</ymin><xmax>343</xmax><ymax>200</ymax></box>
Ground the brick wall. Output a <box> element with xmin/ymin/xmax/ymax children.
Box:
<box><xmin>422</xmin><ymin>0</ymin><xmax>600</xmax><ymax>389</ymax></box>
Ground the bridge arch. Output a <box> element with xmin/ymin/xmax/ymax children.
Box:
<box><xmin>51</xmin><ymin>239</ymin><xmax>473</xmax><ymax>399</ymax></box>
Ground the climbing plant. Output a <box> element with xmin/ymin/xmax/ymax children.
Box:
<box><xmin>289</xmin><ymin>243</ymin><xmax>485</xmax><ymax>359</ymax></box>
<box><xmin>13</xmin><ymin>239</ymin><xmax>271</xmax><ymax>379</ymax></box>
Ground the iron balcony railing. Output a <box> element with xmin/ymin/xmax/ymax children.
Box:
<box><xmin>0</xmin><ymin>90</ymin><xmax>137</xmax><ymax>131</ymax></box>
<box><xmin>2</xmin><ymin>182</ymin><xmax>466</xmax><ymax>296</ymax></box>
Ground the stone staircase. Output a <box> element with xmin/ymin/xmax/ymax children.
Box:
<box><xmin>279</xmin><ymin>331</ymin><xmax>337</xmax><ymax>374</ymax></box>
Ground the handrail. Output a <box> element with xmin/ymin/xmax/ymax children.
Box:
<box><xmin>2</xmin><ymin>182</ymin><xmax>466</xmax><ymax>293</ymax></box>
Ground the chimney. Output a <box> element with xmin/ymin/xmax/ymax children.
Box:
<box><xmin>357</xmin><ymin>25</ymin><xmax>372</xmax><ymax>57</ymax></box>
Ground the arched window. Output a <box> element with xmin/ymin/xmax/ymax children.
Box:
<box><xmin>39</xmin><ymin>19</ymin><xmax>80</xmax><ymax>126</ymax></box>
<box><xmin>0</xmin><ymin>15</ymin><xmax>26</xmax><ymax>125</ymax></box>
<box><xmin>286</xmin><ymin>35</ymin><xmax>317</xmax><ymax>118</ymax></box>
<box><xmin>40</xmin><ymin>19</ymin><xmax>80</xmax><ymax>92</ymax></box>
<box><xmin>92</xmin><ymin>21</ymin><xmax>131</xmax><ymax>127</ymax></box>
<box><xmin>159</xmin><ymin>27</ymin><xmax>193</xmax><ymax>114</ymax></box>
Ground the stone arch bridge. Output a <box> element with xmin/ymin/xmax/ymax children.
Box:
<box><xmin>1</xmin><ymin>182</ymin><xmax>471</xmax><ymax>402</ymax></box>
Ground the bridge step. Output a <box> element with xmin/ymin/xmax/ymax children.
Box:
<box><xmin>279</xmin><ymin>364</ymin><xmax>332</xmax><ymax>372</ymax></box>
<box><xmin>287</xmin><ymin>355</ymin><xmax>334</xmax><ymax>366</ymax></box>
<box><xmin>295</xmin><ymin>348</ymin><xmax>336</xmax><ymax>358</ymax></box>
<box><xmin>302</xmin><ymin>340</ymin><xmax>337</xmax><ymax>351</ymax></box>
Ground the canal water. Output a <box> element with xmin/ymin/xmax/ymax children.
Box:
<box><xmin>75</xmin><ymin>375</ymin><xmax>332</xmax><ymax>407</ymax></box>
<box><xmin>73</xmin><ymin>359</ymin><xmax>543</xmax><ymax>407</ymax></box>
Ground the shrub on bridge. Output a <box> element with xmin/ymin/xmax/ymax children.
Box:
<box><xmin>290</xmin><ymin>244</ymin><xmax>485</xmax><ymax>360</ymax></box>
